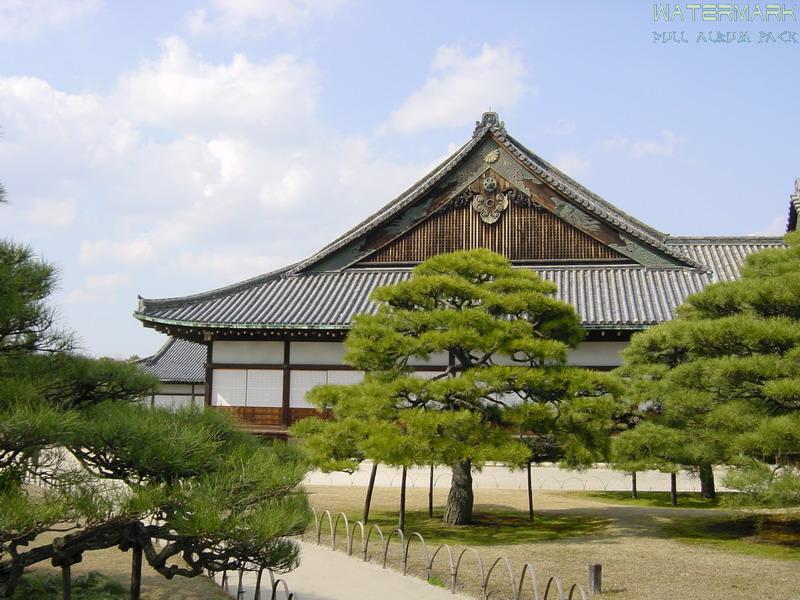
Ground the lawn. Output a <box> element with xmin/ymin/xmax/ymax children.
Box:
<box><xmin>319</xmin><ymin>508</ymin><xmax>609</xmax><ymax>546</ymax></box>
<box><xmin>306</xmin><ymin>485</ymin><xmax>800</xmax><ymax>600</ymax></box>
<box><xmin>576</xmin><ymin>490</ymin><xmax>727</xmax><ymax>509</ymax></box>
<box><xmin>660</xmin><ymin>512</ymin><xmax>800</xmax><ymax>562</ymax></box>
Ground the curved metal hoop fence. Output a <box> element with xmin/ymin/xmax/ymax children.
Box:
<box><xmin>310</xmin><ymin>508</ymin><xmax>588</xmax><ymax>600</ymax></box>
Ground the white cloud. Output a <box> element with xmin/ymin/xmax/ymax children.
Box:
<box><xmin>1</xmin><ymin>37</ymin><xmax>425</xmax><ymax>276</ymax></box>
<box><xmin>186</xmin><ymin>0</ymin><xmax>349</xmax><ymax>37</ymax></box>
<box><xmin>79</xmin><ymin>239</ymin><xmax>157</xmax><ymax>265</ymax></box>
<box><xmin>0</xmin><ymin>0</ymin><xmax>100</xmax><ymax>41</ymax></box>
<box><xmin>1</xmin><ymin>37</ymin><xmax>433</xmax><ymax>355</ymax></box>
<box><xmin>554</xmin><ymin>152</ymin><xmax>591</xmax><ymax>177</ymax></box>
<box><xmin>380</xmin><ymin>43</ymin><xmax>527</xmax><ymax>134</ymax></box>
<box><xmin>174</xmin><ymin>249</ymin><xmax>289</xmax><ymax>283</ymax></box>
<box><xmin>118</xmin><ymin>36</ymin><xmax>318</xmax><ymax>136</ymax></box>
<box><xmin>64</xmin><ymin>272</ymin><xmax>129</xmax><ymax>304</ymax></box>
<box><xmin>750</xmin><ymin>214</ymin><xmax>788</xmax><ymax>236</ymax></box>
<box><xmin>603</xmin><ymin>130</ymin><xmax>686</xmax><ymax>159</ymax></box>
<box><xmin>26</xmin><ymin>198</ymin><xmax>76</xmax><ymax>228</ymax></box>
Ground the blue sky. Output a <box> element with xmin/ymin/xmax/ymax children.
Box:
<box><xmin>1</xmin><ymin>0</ymin><xmax>798</xmax><ymax>358</ymax></box>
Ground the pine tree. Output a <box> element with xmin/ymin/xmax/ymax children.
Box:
<box><xmin>614</xmin><ymin>232</ymin><xmax>800</xmax><ymax>505</ymax></box>
<box><xmin>294</xmin><ymin>249</ymin><xmax>620</xmax><ymax>525</ymax></box>
<box><xmin>0</xmin><ymin>197</ymin><xmax>310</xmax><ymax>596</ymax></box>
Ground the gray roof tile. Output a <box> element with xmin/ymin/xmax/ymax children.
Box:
<box><xmin>139</xmin><ymin>337</ymin><xmax>206</xmax><ymax>383</ymax></box>
<box><xmin>136</xmin><ymin>239</ymin><xmax>783</xmax><ymax>331</ymax></box>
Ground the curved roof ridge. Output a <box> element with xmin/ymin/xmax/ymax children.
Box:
<box><xmin>667</xmin><ymin>235</ymin><xmax>784</xmax><ymax>244</ymax></box>
<box><xmin>494</xmin><ymin>133</ymin><xmax>706</xmax><ymax>270</ymax></box>
<box><xmin>285</xmin><ymin>130</ymin><xmax>490</xmax><ymax>275</ymax></box>
<box><xmin>502</xmin><ymin>133</ymin><xmax>668</xmax><ymax>242</ymax></box>
<box><xmin>137</xmin><ymin>263</ymin><xmax>297</xmax><ymax>311</ymax></box>
<box><xmin>139</xmin><ymin>336</ymin><xmax>176</xmax><ymax>365</ymax></box>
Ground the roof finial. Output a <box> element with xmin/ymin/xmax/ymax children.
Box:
<box><xmin>794</xmin><ymin>177</ymin><xmax>800</xmax><ymax>197</ymax></box>
<box><xmin>473</xmin><ymin>110</ymin><xmax>505</xmax><ymax>138</ymax></box>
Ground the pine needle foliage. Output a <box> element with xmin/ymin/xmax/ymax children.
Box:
<box><xmin>614</xmin><ymin>232</ymin><xmax>800</xmax><ymax>504</ymax></box>
<box><xmin>0</xmin><ymin>197</ymin><xmax>310</xmax><ymax>595</ymax></box>
<box><xmin>293</xmin><ymin>249</ymin><xmax>621</xmax><ymax>524</ymax></box>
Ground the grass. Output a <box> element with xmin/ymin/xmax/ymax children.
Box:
<box><xmin>661</xmin><ymin>513</ymin><xmax>800</xmax><ymax>562</ymax></box>
<box><xmin>320</xmin><ymin>508</ymin><xmax>609</xmax><ymax>546</ymax></box>
<box><xmin>576</xmin><ymin>490</ymin><xmax>731</xmax><ymax>509</ymax></box>
<box><xmin>11</xmin><ymin>572</ymin><xmax>126</xmax><ymax>600</ymax></box>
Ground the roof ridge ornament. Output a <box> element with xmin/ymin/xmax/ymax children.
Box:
<box><xmin>473</xmin><ymin>111</ymin><xmax>506</xmax><ymax>137</ymax></box>
<box><xmin>794</xmin><ymin>177</ymin><xmax>800</xmax><ymax>198</ymax></box>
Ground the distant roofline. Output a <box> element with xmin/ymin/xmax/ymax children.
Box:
<box><xmin>666</xmin><ymin>235</ymin><xmax>784</xmax><ymax>244</ymax></box>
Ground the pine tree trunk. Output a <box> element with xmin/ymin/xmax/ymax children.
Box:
<box><xmin>631</xmin><ymin>471</ymin><xmax>638</xmax><ymax>499</ymax></box>
<box><xmin>699</xmin><ymin>464</ymin><xmax>716</xmax><ymax>500</ymax></box>
<box><xmin>428</xmin><ymin>463</ymin><xmax>434</xmax><ymax>518</ymax></box>
<box><xmin>363</xmin><ymin>462</ymin><xmax>378</xmax><ymax>524</ymax></box>
<box><xmin>398</xmin><ymin>466</ymin><xmax>407</xmax><ymax>532</ymax></box>
<box><xmin>526</xmin><ymin>460</ymin><xmax>534</xmax><ymax>521</ymax></box>
<box><xmin>443</xmin><ymin>460</ymin><xmax>473</xmax><ymax>525</ymax></box>
<box><xmin>670</xmin><ymin>472</ymin><xmax>678</xmax><ymax>506</ymax></box>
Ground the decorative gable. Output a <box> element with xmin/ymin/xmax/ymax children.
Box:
<box><xmin>360</xmin><ymin>169</ymin><xmax>628</xmax><ymax>264</ymax></box>
<box><xmin>296</xmin><ymin>113</ymin><xmax>701</xmax><ymax>273</ymax></box>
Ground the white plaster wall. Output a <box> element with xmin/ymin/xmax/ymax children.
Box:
<box><xmin>213</xmin><ymin>341</ymin><xmax>283</xmax><ymax>364</ymax></box>
<box><xmin>566</xmin><ymin>341</ymin><xmax>628</xmax><ymax>367</ymax></box>
<box><xmin>407</xmin><ymin>351</ymin><xmax>450</xmax><ymax>367</ymax></box>
<box><xmin>290</xmin><ymin>370</ymin><xmax>327</xmax><ymax>408</ymax></box>
<box><xmin>245</xmin><ymin>370</ymin><xmax>283</xmax><ymax>407</ymax></box>
<box><xmin>290</xmin><ymin>342</ymin><xmax>346</xmax><ymax>364</ymax></box>
<box><xmin>212</xmin><ymin>369</ymin><xmax>247</xmax><ymax>406</ymax></box>
<box><xmin>153</xmin><ymin>395</ymin><xmax>194</xmax><ymax>410</ymax></box>
<box><xmin>328</xmin><ymin>371</ymin><xmax>364</xmax><ymax>385</ymax></box>
<box><xmin>158</xmin><ymin>383</ymin><xmax>195</xmax><ymax>394</ymax></box>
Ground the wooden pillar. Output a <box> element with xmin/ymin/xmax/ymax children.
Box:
<box><xmin>588</xmin><ymin>564</ymin><xmax>602</xmax><ymax>594</ymax></box>
<box><xmin>130</xmin><ymin>545</ymin><xmax>142</xmax><ymax>600</ymax></box>
<box><xmin>282</xmin><ymin>341</ymin><xmax>291</xmax><ymax>427</ymax></box>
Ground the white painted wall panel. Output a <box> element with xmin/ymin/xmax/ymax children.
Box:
<box><xmin>327</xmin><ymin>371</ymin><xmax>365</xmax><ymax>385</ymax></box>
<box><xmin>153</xmin><ymin>395</ymin><xmax>193</xmax><ymax>410</ymax></box>
<box><xmin>159</xmin><ymin>383</ymin><xmax>195</xmax><ymax>394</ymax></box>
<box><xmin>290</xmin><ymin>370</ymin><xmax>328</xmax><ymax>408</ymax></box>
<box><xmin>567</xmin><ymin>342</ymin><xmax>627</xmax><ymax>367</ymax></box>
<box><xmin>290</xmin><ymin>342</ymin><xmax>346</xmax><ymax>364</ymax></box>
<box><xmin>213</xmin><ymin>369</ymin><xmax>247</xmax><ymax>406</ymax></box>
<box><xmin>245</xmin><ymin>370</ymin><xmax>283</xmax><ymax>407</ymax></box>
<box><xmin>213</xmin><ymin>341</ymin><xmax>283</xmax><ymax>364</ymax></box>
<box><xmin>407</xmin><ymin>351</ymin><xmax>450</xmax><ymax>367</ymax></box>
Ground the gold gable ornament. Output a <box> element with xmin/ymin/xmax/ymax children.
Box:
<box><xmin>471</xmin><ymin>175</ymin><xmax>509</xmax><ymax>224</ymax></box>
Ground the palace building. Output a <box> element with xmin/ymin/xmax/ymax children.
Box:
<box><xmin>135</xmin><ymin>112</ymin><xmax>799</xmax><ymax>435</ymax></box>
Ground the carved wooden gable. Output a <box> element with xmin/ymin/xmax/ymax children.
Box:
<box><xmin>361</xmin><ymin>169</ymin><xmax>628</xmax><ymax>263</ymax></box>
<box><xmin>302</xmin><ymin>125</ymin><xmax>692</xmax><ymax>273</ymax></box>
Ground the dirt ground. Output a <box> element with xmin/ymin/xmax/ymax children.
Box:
<box><xmin>305</xmin><ymin>485</ymin><xmax>800</xmax><ymax>600</ymax></box>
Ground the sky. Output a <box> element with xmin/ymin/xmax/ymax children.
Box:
<box><xmin>1</xmin><ymin>0</ymin><xmax>798</xmax><ymax>359</ymax></box>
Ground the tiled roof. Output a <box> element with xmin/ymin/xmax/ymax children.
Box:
<box><xmin>135</xmin><ymin>239</ymin><xmax>783</xmax><ymax>331</ymax></box>
<box><xmin>139</xmin><ymin>337</ymin><xmax>206</xmax><ymax>382</ymax></box>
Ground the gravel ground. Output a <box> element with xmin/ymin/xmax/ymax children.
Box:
<box><xmin>306</xmin><ymin>485</ymin><xmax>800</xmax><ymax>600</ymax></box>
